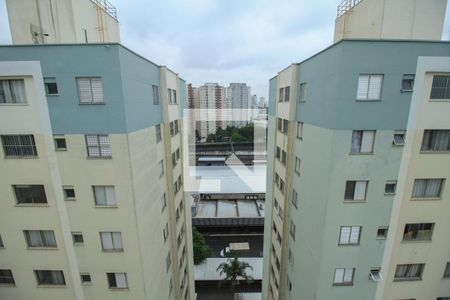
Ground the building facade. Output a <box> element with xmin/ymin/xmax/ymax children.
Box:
<box><xmin>262</xmin><ymin>40</ymin><xmax>450</xmax><ymax>300</ymax></box>
<box><xmin>6</xmin><ymin>0</ymin><xmax>121</xmax><ymax>44</ymax></box>
<box><xmin>0</xmin><ymin>44</ymin><xmax>194</xmax><ymax>300</ymax></box>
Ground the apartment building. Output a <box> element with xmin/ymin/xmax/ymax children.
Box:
<box><xmin>5</xmin><ymin>0</ymin><xmax>121</xmax><ymax>44</ymax></box>
<box><xmin>0</xmin><ymin>43</ymin><xmax>194</xmax><ymax>300</ymax></box>
<box><xmin>227</xmin><ymin>83</ymin><xmax>252</xmax><ymax>128</ymax></box>
<box><xmin>262</xmin><ymin>1</ymin><xmax>449</xmax><ymax>299</ymax></box>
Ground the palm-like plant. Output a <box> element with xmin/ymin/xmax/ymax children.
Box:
<box><xmin>216</xmin><ymin>257</ymin><xmax>254</xmax><ymax>286</ymax></box>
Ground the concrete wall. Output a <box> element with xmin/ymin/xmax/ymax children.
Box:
<box><xmin>5</xmin><ymin>0</ymin><xmax>120</xmax><ymax>44</ymax></box>
<box><xmin>334</xmin><ymin>0</ymin><xmax>447</xmax><ymax>42</ymax></box>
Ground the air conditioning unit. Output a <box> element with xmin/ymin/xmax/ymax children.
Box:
<box><xmin>369</xmin><ymin>269</ymin><xmax>383</xmax><ymax>282</ymax></box>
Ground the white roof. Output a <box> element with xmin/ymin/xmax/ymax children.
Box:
<box><xmin>194</xmin><ymin>257</ymin><xmax>263</xmax><ymax>281</ymax></box>
<box><xmin>195</xmin><ymin>200</ymin><xmax>264</xmax><ymax>218</ymax></box>
<box><xmin>190</xmin><ymin>165</ymin><xmax>266</xmax><ymax>194</ymax></box>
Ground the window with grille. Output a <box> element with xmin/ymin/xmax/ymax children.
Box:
<box><xmin>0</xmin><ymin>79</ymin><xmax>26</xmax><ymax>103</ymax></box>
<box><xmin>24</xmin><ymin>230</ymin><xmax>57</xmax><ymax>248</ymax></box>
<box><xmin>351</xmin><ymin>130</ymin><xmax>375</xmax><ymax>153</ymax></box>
<box><xmin>85</xmin><ymin>135</ymin><xmax>111</xmax><ymax>157</ymax></box>
<box><xmin>77</xmin><ymin>77</ymin><xmax>103</xmax><ymax>103</ymax></box>
<box><xmin>100</xmin><ymin>232</ymin><xmax>123</xmax><ymax>251</ymax></box>
<box><xmin>421</xmin><ymin>130</ymin><xmax>450</xmax><ymax>152</ymax></box>
<box><xmin>357</xmin><ymin>74</ymin><xmax>383</xmax><ymax>100</ymax></box>
<box><xmin>430</xmin><ymin>74</ymin><xmax>450</xmax><ymax>100</ymax></box>
<box><xmin>385</xmin><ymin>181</ymin><xmax>397</xmax><ymax>195</ymax></box>
<box><xmin>14</xmin><ymin>185</ymin><xmax>47</xmax><ymax>204</ymax></box>
<box><xmin>107</xmin><ymin>272</ymin><xmax>128</xmax><ymax>289</ymax></box>
<box><xmin>401</xmin><ymin>74</ymin><xmax>415</xmax><ymax>92</ymax></box>
<box><xmin>34</xmin><ymin>270</ymin><xmax>65</xmax><ymax>285</ymax></box>
<box><xmin>403</xmin><ymin>223</ymin><xmax>434</xmax><ymax>241</ymax></box>
<box><xmin>411</xmin><ymin>179</ymin><xmax>444</xmax><ymax>198</ymax></box>
<box><xmin>344</xmin><ymin>181</ymin><xmax>368</xmax><ymax>201</ymax></box>
<box><xmin>339</xmin><ymin>226</ymin><xmax>361</xmax><ymax>245</ymax></box>
<box><xmin>44</xmin><ymin>78</ymin><xmax>58</xmax><ymax>96</ymax></box>
<box><xmin>72</xmin><ymin>232</ymin><xmax>84</xmax><ymax>245</ymax></box>
<box><xmin>333</xmin><ymin>268</ymin><xmax>354</xmax><ymax>285</ymax></box>
<box><xmin>80</xmin><ymin>273</ymin><xmax>91</xmax><ymax>285</ymax></box>
<box><xmin>0</xmin><ymin>269</ymin><xmax>15</xmax><ymax>285</ymax></box>
<box><xmin>152</xmin><ymin>85</ymin><xmax>159</xmax><ymax>105</ymax></box>
<box><xmin>1</xmin><ymin>135</ymin><xmax>37</xmax><ymax>157</ymax></box>
<box><xmin>93</xmin><ymin>186</ymin><xmax>116</xmax><ymax>206</ymax></box>
<box><xmin>394</xmin><ymin>264</ymin><xmax>424</xmax><ymax>281</ymax></box>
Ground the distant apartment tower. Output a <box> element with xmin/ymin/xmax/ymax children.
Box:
<box><xmin>263</xmin><ymin>1</ymin><xmax>450</xmax><ymax>300</ymax></box>
<box><xmin>5</xmin><ymin>0</ymin><xmax>121</xmax><ymax>44</ymax></box>
<box><xmin>227</xmin><ymin>82</ymin><xmax>251</xmax><ymax>127</ymax></box>
<box><xmin>195</xmin><ymin>83</ymin><xmax>227</xmax><ymax>139</ymax></box>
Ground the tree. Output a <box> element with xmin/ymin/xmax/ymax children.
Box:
<box><xmin>216</xmin><ymin>257</ymin><xmax>254</xmax><ymax>286</ymax></box>
<box><xmin>192</xmin><ymin>227</ymin><xmax>212</xmax><ymax>265</ymax></box>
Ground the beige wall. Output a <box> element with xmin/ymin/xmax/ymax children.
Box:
<box><xmin>376</xmin><ymin>57</ymin><xmax>450</xmax><ymax>300</ymax></box>
<box><xmin>6</xmin><ymin>0</ymin><xmax>120</xmax><ymax>44</ymax></box>
<box><xmin>334</xmin><ymin>0</ymin><xmax>447</xmax><ymax>42</ymax></box>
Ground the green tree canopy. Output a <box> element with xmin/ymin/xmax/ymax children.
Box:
<box><xmin>192</xmin><ymin>226</ymin><xmax>212</xmax><ymax>265</ymax></box>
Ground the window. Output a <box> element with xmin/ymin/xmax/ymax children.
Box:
<box><xmin>403</xmin><ymin>223</ymin><xmax>434</xmax><ymax>241</ymax></box>
<box><xmin>277</xmin><ymin>118</ymin><xmax>288</xmax><ymax>133</ymax></box>
<box><xmin>357</xmin><ymin>74</ymin><xmax>383</xmax><ymax>100</ymax></box>
<box><xmin>292</xmin><ymin>189</ymin><xmax>298</xmax><ymax>209</ymax></box>
<box><xmin>369</xmin><ymin>268</ymin><xmax>382</xmax><ymax>281</ymax></box>
<box><xmin>100</xmin><ymin>232</ymin><xmax>123</xmax><ymax>251</ymax></box>
<box><xmin>107</xmin><ymin>272</ymin><xmax>128</xmax><ymax>289</ymax></box>
<box><xmin>275</xmin><ymin>146</ymin><xmax>281</xmax><ymax>160</ymax></box>
<box><xmin>168</xmin><ymin>89</ymin><xmax>172</xmax><ymax>103</ymax></box>
<box><xmin>289</xmin><ymin>220</ymin><xmax>296</xmax><ymax>240</ymax></box>
<box><xmin>377</xmin><ymin>227</ymin><xmax>388</xmax><ymax>239</ymax></box>
<box><xmin>401</xmin><ymin>74</ymin><xmax>415</xmax><ymax>92</ymax></box>
<box><xmin>277</xmin><ymin>233</ymin><xmax>281</xmax><ymax>244</ymax></box>
<box><xmin>385</xmin><ymin>181</ymin><xmax>397</xmax><ymax>195</ymax></box>
<box><xmin>152</xmin><ymin>85</ymin><xmax>159</xmax><ymax>105</ymax></box>
<box><xmin>53</xmin><ymin>135</ymin><xmax>67</xmax><ymax>150</ymax></box>
<box><xmin>161</xmin><ymin>193</ymin><xmax>167</xmax><ymax>212</ymax></box>
<box><xmin>44</xmin><ymin>78</ymin><xmax>58</xmax><ymax>95</ymax></box>
<box><xmin>155</xmin><ymin>124</ymin><xmax>162</xmax><ymax>143</ymax></box>
<box><xmin>351</xmin><ymin>130</ymin><xmax>375</xmax><ymax>153</ymax></box>
<box><xmin>85</xmin><ymin>135</ymin><xmax>111</xmax><ymax>157</ymax></box>
<box><xmin>166</xmin><ymin>252</ymin><xmax>172</xmax><ymax>272</ymax></box>
<box><xmin>284</xmin><ymin>86</ymin><xmax>290</xmax><ymax>102</ymax></box>
<box><xmin>277</xmin><ymin>118</ymin><xmax>282</xmax><ymax>131</ymax></box>
<box><xmin>281</xmin><ymin>150</ymin><xmax>286</xmax><ymax>165</ymax></box>
<box><xmin>1</xmin><ymin>135</ymin><xmax>37</xmax><ymax>157</ymax></box>
<box><xmin>0</xmin><ymin>234</ymin><xmax>4</xmax><ymax>248</ymax></box>
<box><xmin>63</xmin><ymin>186</ymin><xmax>76</xmax><ymax>201</ymax></box>
<box><xmin>333</xmin><ymin>268</ymin><xmax>354</xmax><ymax>285</ymax></box>
<box><xmin>444</xmin><ymin>262</ymin><xmax>450</xmax><ymax>278</ymax></box>
<box><xmin>279</xmin><ymin>88</ymin><xmax>284</xmax><ymax>102</ymax></box>
<box><xmin>173</xmin><ymin>89</ymin><xmax>177</xmax><ymax>104</ymax></box>
<box><xmin>430</xmin><ymin>74</ymin><xmax>450</xmax><ymax>100</ymax></box>
<box><xmin>282</xmin><ymin>119</ymin><xmax>288</xmax><ymax>134</ymax></box>
<box><xmin>72</xmin><ymin>232</ymin><xmax>84</xmax><ymax>245</ymax></box>
<box><xmin>93</xmin><ymin>186</ymin><xmax>116</xmax><ymax>206</ymax></box>
<box><xmin>168</xmin><ymin>89</ymin><xmax>177</xmax><ymax>104</ymax></box>
<box><xmin>77</xmin><ymin>77</ymin><xmax>103</xmax><ymax>103</ymax></box>
<box><xmin>159</xmin><ymin>160</ymin><xmax>164</xmax><ymax>177</ymax></box>
<box><xmin>421</xmin><ymin>130</ymin><xmax>450</xmax><ymax>152</ymax></box>
<box><xmin>24</xmin><ymin>230</ymin><xmax>56</xmax><ymax>248</ymax></box>
<box><xmin>0</xmin><ymin>79</ymin><xmax>26</xmax><ymax>103</ymax></box>
<box><xmin>393</xmin><ymin>131</ymin><xmax>406</xmax><ymax>146</ymax></box>
<box><xmin>14</xmin><ymin>185</ymin><xmax>47</xmax><ymax>204</ymax></box>
<box><xmin>339</xmin><ymin>226</ymin><xmax>361</xmax><ymax>245</ymax></box>
<box><xmin>344</xmin><ymin>181</ymin><xmax>368</xmax><ymax>201</ymax></box>
<box><xmin>0</xmin><ymin>269</ymin><xmax>15</xmax><ymax>285</ymax></box>
<box><xmin>411</xmin><ymin>179</ymin><xmax>444</xmax><ymax>199</ymax></box>
<box><xmin>394</xmin><ymin>264</ymin><xmax>424</xmax><ymax>281</ymax></box>
<box><xmin>34</xmin><ymin>270</ymin><xmax>65</xmax><ymax>285</ymax></box>
<box><xmin>279</xmin><ymin>179</ymin><xmax>285</xmax><ymax>194</ymax></box>
<box><xmin>80</xmin><ymin>273</ymin><xmax>92</xmax><ymax>285</ymax></box>
<box><xmin>299</xmin><ymin>83</ymin><xmax>306</xmax><ymax>102</ymax></box>
<box><xmin>297</xmin><ymin>122</ymin><xmax>303</xmax><ymax>139</ymax></box>
<box><xmin>277</xmin><ymin>206</ymin><xmax>283</xmax><ymax>221</ymax></box>
<box><xmin>163</xmin><ymin>223</ymin><xmax>169</xmax><ymax>242</ymax></box>
<box><xmin>295</xmin><ymin>157</ymin><xmax>301</xmax><ymax>175</ymax></box>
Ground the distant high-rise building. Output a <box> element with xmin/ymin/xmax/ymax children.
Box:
<box><xmin>227</xmin><ymin>83</ymin><xmax>252</xmax><ymax>128</ymax></box>
<box><xmin>263</xmin><ymin>1</ymin><xmax>450</xmax><ymax>300</ymax></box>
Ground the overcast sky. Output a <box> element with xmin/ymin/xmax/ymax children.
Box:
<box><xmin>1</xmin><ymin>0</ymin><xmax>449</xmax><ymax>100</ymax></box>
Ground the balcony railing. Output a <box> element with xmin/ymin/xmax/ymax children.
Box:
<box><xmin>337</xmin><ymin>0</ymin><xmax>363</xmax><ymax>17</ymax></box>
<box><xmin>90</xmin><ymin>0</ymin><xmax>118</xmax><ymax>21</ymax></box>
